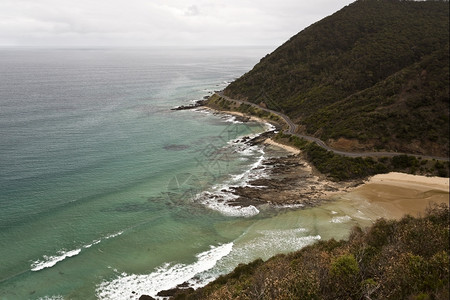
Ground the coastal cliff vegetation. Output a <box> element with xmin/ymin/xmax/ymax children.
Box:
<box><xmin>165</xmin><ymin>204</ymin><xmax>449</xmax><ymax>300</ymax></box>
<box><xmin>206</xmin><ymin>94</ymin><xmax>282</xmax><ymax>123</ymax></box>
<box><xmin>207</xmin><ymin>94</ymin><xmax>449</xmax><ymax>180</ymax></box>
<box><xmin>167</xmin><ymin>1</ymin><xmax>450</xmax><ymax>299</ymax></box>
<box><xmin>275</xmin><ymin>133</ymin><xmax>449</xmax><ymax>180</ymax></box>
<box><xmin>224</xmin><ymin>0</ymin><xmax>449</xmax><ymax>157</ymax></box>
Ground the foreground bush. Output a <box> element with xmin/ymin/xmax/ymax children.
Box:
<box><xmin>175</xmin><ymin>204</ymin><xmax>449</xmax><ymax>300</ymax></box>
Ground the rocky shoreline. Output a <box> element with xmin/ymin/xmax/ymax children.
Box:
<box><xmin>171</xmin><ymin>101</ymin><xmax>355</xmax><ymax>210</ymax></box>
<box><xmin>191</xmin><ymin>107</ymin><xmax>363</xmax><ymax>210</ymax></box>
<box><xmin>170</xmin><ymin>99</ymin><xmax>207</xmax><ymax>111</ymax></box>
<box><xmin>140</xmin><ymin>105</ymin><xmax>363</xmax><ymax>300</ymax></box>
<box><xmin>227</xmin><ymin>153</ymin><xmax>361</xmax><ymax>209</ymax></box>
<box><xmin>213</xmin><ymin>127</ymin><xmax>361</xmax><ymax>209</ymax></box>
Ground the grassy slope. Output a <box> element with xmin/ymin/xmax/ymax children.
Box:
<box><xmin>224</xmin><ymin>0</ymin><xmax>449</xmax><ymax>157</ymax></box>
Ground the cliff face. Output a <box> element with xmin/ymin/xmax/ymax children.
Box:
<box><xmin>225</xmin><ymin>0</ymin><xmax>449</xmax><ymax>156</ymax></box>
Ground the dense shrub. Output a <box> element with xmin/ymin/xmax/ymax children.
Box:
<box><xmin>225</xmin><ymin>0</ymin><xmax>449</xmax><ymax>157</ymax></box>
<box><xmin>174</xmin><ymin>204</ymin><xmax>449</xmax><ymax>300</ymax></box>
<box><xmin>275</xmin><ymin>134</ymin><xmax>449</xmax><ymax>180</ymax></box>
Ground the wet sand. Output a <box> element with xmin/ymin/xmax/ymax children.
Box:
<box><xmin>256</xmin><ymin>137</ymin><xmax>449</xmax><ymax>219</ymax></box>
<box><xmin>264</xmin><ymin>138</ymin><xmax>300</xmax><ymax>155</ymax></box>
<box><xmin>202</xmin><ymin>105</ymin><xmax>449</xmax><ymax>219</ymax></box>
<box><xmin>343</xmin><ymin>172</ymin><xmax>449</xmax><ymax>219</ymax></box>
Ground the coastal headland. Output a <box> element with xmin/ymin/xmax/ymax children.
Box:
<box><xmin>200</xmin><ymin>103</ymin><xmax>449</xmax><ymax>218</ymax></box>
<box><xmin>145</xmin><ymin>103</ymin><xmax>449</xmax><ymax>300</ymax></box>
<box><xmin>153</xmin><ymin>1</ymin><xmax>449</xmax><ymax>297</ymax></box>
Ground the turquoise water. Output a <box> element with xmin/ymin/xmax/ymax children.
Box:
<box><xmin>0</xmin><ymin>48</ymin><xmax>378</xmax><ymax>299</ymax></box>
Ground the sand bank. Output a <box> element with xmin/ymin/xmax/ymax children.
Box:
<box><xmin>202</xmin><ymin>105</ymin><xmax>449</xmax><ymax>219</ymax></box>
<box><xmin>264</xmin><ymin>138</ymin><xmax>301</xmax><ymax>155</ymax></box>
<box><xmin>344</xmin><ymin>172</ymin><xmax>449</xmax><ymax>219</ymax></box>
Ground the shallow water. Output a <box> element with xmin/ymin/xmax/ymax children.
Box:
<box><xmin>0</xmin><ymin>47</ymin><xmax>382</xmax><ymax>299</ymax></box>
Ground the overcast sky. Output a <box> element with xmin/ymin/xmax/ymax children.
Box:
<box><xmin>0</xmin><ymin>0</ymin><xmax>355</xmax><ymax>47</ymax></box>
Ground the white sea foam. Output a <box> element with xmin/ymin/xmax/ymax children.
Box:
<box><xmin>31</xmin><ymin>249</ymin><xmax>82</xmax><ymax>271</ymax></box>
<box><xmin>190</xmin><ymin>113</ymin><xmax>275</xmax><ymax>218</ymax></box>
<box><xmin>178</xmin><ymin>227</ymin><xmax>322</xmax><ymax>297</ymax></box>
<box><xmin>105</xmin><ymin>231</ymin><xmax>124</xmax><ymax>239</ymax></box>
<box><xmin>227</xmin><ymin>116</ymin><xmax>245</xmax><ymax>124</ymax></box>
<box><xmin>273</xmin><ymin>203</ymin><xmax>305</xmax><ymax>209</ymax></box>
<box><xmin>353</xmin><ymin>210</ymin><xmax>373</xmax><ymax>221</ymax></box>
<box><xmin>31</xmin><ymin>231</ymin><xmax>124</xmax><ymax>272</ymax></box>
<box><xmin>193</xmin><ymin>228</ymin><xmax>321</xmax><ymax>285</ymax></box>
<box><xmin>196</xmin><ymin>147</ymin><xmax>267</xmax><ymax>217</ymax></box>
<box><xmin>330</xmin><ymin>215</ymin><xmax>352</xmax><ymax>223</ymax></box>
<box><xmin>96</xmin><ymin>243</ymin><xmax>233</xmax><ymax>300</ymax></box>
<box><xmin>206</xmin><ymin>200</ymin><xmax>260</xmax><ymax>217</ymax></box>
<box><xmin>233</xmin><ymin>229</ymin><xmax>321</xmax><ymax>261</ymax></box>
<box><xmin>195</xmin><ymin>190</ymin><xmax>260</xmax><ymax>218</ymax></box>
<box><xmin>84</xmin><ymin>240</ymin><xmax>102</xmax><ymax>248</ymax></box>
<box><xmin>37</xmin><ymin>296</ymin><xmax>65</xmax><ymax>300</ymax></box>
<box><xmin>192</xmin><ymin>107</ymin><xmax>213</xmax><ymax>115</ymax></box>
<box><xmin>84</xmin><ymin>231</ymin><xmax>123</xmax><ymax>248</ymax></box>
<box><xmin>231</xmin><ymin>149</ymin><xmax>265</xmax><ymax>182</ymax></box>
<box><xmin>193</xmin><ymin>135</ymin><xmax>270</xmax><ymax>218</ymax></box>
<box><xmin>265</xmin><ymin>122</ymin><xmax>276</xmax><ymax>132</ymax></box>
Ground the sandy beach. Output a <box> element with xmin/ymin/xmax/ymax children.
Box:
<box><xmin>249</xmin><ymin>135</ymin><xmax>448</xmax><ymax>219</ymax></box>
<box><xmin>343</xmin><ymin>172</ymin><xmax>449</xmax><ymax>219</ymax></box>
<box><xmin>261</xmin><ymin>137</ymin><xmax>448</xmax><ymax>219</ymax></box>
<box><xmin>260</xmin><ymin>136</ymin><xmax>449</xmax><ymax>219</ymax></box>
<box><xmin>264</xmin><ymin>138</ymin><xmax>301</xmax><ymax>155</ymax></box>
<box><xmin>203</xmin><ymin>104</ymin><xmax>449</xmax><ymax>220</ymax></box>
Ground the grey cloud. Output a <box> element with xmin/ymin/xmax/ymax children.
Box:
<box><xmin>185</xmin><ymin>5</ymin><xmax>200</xmax><ymax>16</ymax></box>
<box><xmin>0</xmin><ymin>0</ymin><xmax>355</xmax><ymax>47</ymax></box>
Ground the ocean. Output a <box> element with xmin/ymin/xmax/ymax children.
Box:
<box><xmin>0</xmin><ymin>47</ymin><xmax>376</xmax><ymax>299</ymax></box>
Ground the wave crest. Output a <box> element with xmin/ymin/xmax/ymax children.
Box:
<box><xmin>96</xmin><ymin>242</ymin><xmax>233</xmax><ymax>299</ymax></box>
<box><xmin>30</xmin><ymin>231</ymin><xmax>124</xmax><ymax>272</ymax></box>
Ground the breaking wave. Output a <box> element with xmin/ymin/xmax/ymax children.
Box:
<box><xmin>30</xmin><ymin>231</ymin><xmax>123</xmax><ymax>272</ymax></box>
<box><xmin>96</xmin><ymin>243</ymin><xmax>233</xmax><ymax>299</ymax></box>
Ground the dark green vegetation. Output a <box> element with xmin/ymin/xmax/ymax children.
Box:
<box><xmin>225</xmin><ymin>0</ymin><xmax>449</xmax><ymax>157</ymax></box>
<box><xmin>275</xmin><ymin>133</ymin><xmax>450</xmax><ymax>180</ymax></box>
<box><xmin>206</xmin><ymin>94</ymin><xmax>450</xmax><ymax>180</ymax></box>
<box><xmin>206</xmin><ymin>94</ymin><xmax>282</xmax><ymax>123</ymax></box>
<box><xmin>173</xmin><ymin>204</ymin><xmax>449</xmax><ymax>300</ymax></box>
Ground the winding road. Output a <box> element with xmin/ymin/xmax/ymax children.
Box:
<box><xmin>216</xmin><ymin>92</ymin><xmax>449</xmax><ymax>162</ymax></box>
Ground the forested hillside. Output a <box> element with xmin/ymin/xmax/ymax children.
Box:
<box><xmin>225</xmin><ymin>0</ymin><xmax>449</xmax><ymax>156</ymax></box>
